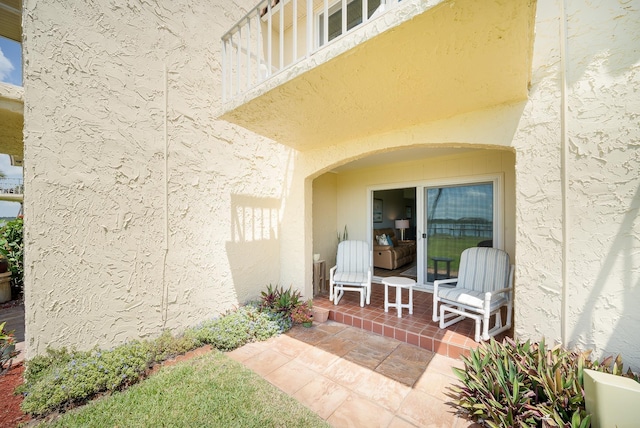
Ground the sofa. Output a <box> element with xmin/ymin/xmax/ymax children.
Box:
<box><xmin>373</xmin><ymin>228</ymin><xmax>416</xmax><ymax>270</ymax></box>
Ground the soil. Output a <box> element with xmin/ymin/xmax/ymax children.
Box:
<box><xmin>0</xmin><ymin>363</ymin><xmax>31</xmax><ymax>428</ymax></box>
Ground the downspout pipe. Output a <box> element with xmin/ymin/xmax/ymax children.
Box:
<box><xmin>559</xmin><ymin>0</ymin><xmax>569</xmax><ymax>346</ymax></box>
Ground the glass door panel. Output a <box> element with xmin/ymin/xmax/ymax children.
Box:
<box><xmin>425</xmin><ymin>183</ymin><xmax>493</xmax><ymax>282</ymax></box>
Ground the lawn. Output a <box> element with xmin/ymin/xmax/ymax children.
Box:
<box><xmin>44</xmin><ymin>350</ymin><xmax>328</xmax><ymax>428</ymax></box>
<box><xmin>427</xmin><ymin>235</ymin><xmax>486</xmax><ymax>273</ymax></box>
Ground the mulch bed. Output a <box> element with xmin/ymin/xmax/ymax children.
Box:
<box><xmin>0</xmin><ymin>363</ymin><xmax>31</xmax><ymax>428</ymax></box>
<box><xmin>0</xmin><ymin>345</ymin><xmax>213</xmax><ymax>427</ymax></box>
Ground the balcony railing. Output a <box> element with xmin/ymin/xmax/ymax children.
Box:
<box><xmin>0</xmin><ymin>178</ymin><xmax>23</xmax><ymax>196</ymax></box>
<box><xmin>221</xmin><ymin>0</ymin><xmax>400</xmax><ymax>103</ymax></box>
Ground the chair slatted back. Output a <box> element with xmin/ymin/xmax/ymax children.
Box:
<box><xmin>336</xmin><ymin>240</ymin><xmax>370</xmax><ymax>274</ymax></box>
<box><xmin>456</xmin><ymin>247</ymin><xmax>510</xmax><ymax>293</ymax></box>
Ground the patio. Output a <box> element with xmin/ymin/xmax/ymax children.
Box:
<box><xmin>313</xmin><ymin>281</ymin><xmax>512</xmax><ymax>360</ymax></box>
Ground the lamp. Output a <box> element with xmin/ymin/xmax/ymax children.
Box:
<box><xmin>395</xmin><ymin>219</ymin><xmax>410</xmax><ymax>241</ymax></box>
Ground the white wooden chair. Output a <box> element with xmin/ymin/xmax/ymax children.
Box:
<box><xmin>432</xmin><ymin>247</ymin><xmax>514</xmax><ymax>342</ymax></box>
<box><xmin>330</xmin><ymin>240</ymin><xmax>372</xmax><ymax>307</ymax></box>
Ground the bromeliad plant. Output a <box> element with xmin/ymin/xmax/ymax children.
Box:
<box><xmin>0</xmin><ymin>321</ymin><xmax>19</xmax><ymax>375</ymax></box>
<box><xmin>451</xmin><ymin>338</ymin><xmax>639</xmax><ymax>428</ymax></box>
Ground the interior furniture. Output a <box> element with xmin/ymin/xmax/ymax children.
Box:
<box><xmin>372</xmin><ymin>228</ymin><xmax>416</xmax><ymax>270</ymax></box>
<box><xmin>432</xmin><ymin>247</ymin><xmax>514</xmax><ymax>342</ymax></box>
<box><xmin>394</xmin><ymin>219</ymin><xmax>410</xmax><ymax>240</ymax></box>
<box><xmin>313</xmin><ymin>259</ymin><xmax>327</xmax><ymax>294</ymax></box>
<box><xmin>330</xmin><ymin>240</ymin><xmax>372</xmax><ymax>307</ymax></box>
<box><xmin>431</xmin><ymin>256</ymin><xmax>454</xmax><ymax>280</ymax></box>
<box><xmin>383</xmin><ymin>276</ymin><xmax>415</xmax><ymax>318</ymax></box>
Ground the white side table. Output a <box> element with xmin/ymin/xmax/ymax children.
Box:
<box><xmin>382</xmin><ymin>276</ymin><xmax>415</xmax><ymax>318</ymax></box>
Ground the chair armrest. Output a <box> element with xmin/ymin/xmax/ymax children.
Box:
<box><xmin>329</xmin><ymin>265</ymin><xmax>337</xmax><ymax>279</ymax></box>
<box><xmin>373</xmin><ymin>244</ymin><xmax>392</xmax><ymax>251</ymax></box>
<box><xmin>433</xmin><ymin>277</ymin><xmax>458</xmax><ymax>295</ymax></box>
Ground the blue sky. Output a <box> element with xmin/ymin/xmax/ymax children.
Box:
<box><xmin>0</xmin><ymin>36</ymin><xmax>23</xmax><ymax>217</ymax></box>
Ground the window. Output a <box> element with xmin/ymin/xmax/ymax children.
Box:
<box><xmin>425</xmin><ymin>182</ymin><xmax>495</xmax><ymax>281</ymax></box>
<box><xmin>317</xmin><ymin>0</ymin><xmax>382</xmax><ymax>47</ymax></box>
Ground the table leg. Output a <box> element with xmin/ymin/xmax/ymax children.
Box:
<box><xmin>396</xmin><ymin>286</ymin><xmax>402</xmax><ymax>317</ymax></box>
<box><xmin>384</xmin><ymin>283</ymin><xmax>389</xmax><ymax>313</ymax></box>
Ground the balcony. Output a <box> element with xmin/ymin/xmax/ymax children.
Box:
<box><xmin>218</xmin><ymin>0</ymin><xmax>536</xmax><ymax>150</ymax></box>
<box><xmin>0</xmin><ymin>177</ymin><xmax>23</xmax><ymax>202</ymax></box>
<box><xmin>0</xmin><ymin>83</ymin><xmax>23</xmax><ymax>165</ymax></box>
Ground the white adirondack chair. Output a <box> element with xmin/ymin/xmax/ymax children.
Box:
<box><xmin>432</xmin><ymin>247</ymin><xmax>514</xmax><ymax>342</ymax></box>
<box><xmin>330</xmin><ymin>240</ymin><xmax>372</xmax><ymax>307</ymax></box>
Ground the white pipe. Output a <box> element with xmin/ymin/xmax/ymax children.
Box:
<box><xmin>560</xmin><ymin>0</ymin><xmax>569</xmax><ymax>346</ymax></box>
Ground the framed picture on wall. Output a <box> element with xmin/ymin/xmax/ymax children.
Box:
<box><xmin>406</xmin><ymin>206</ymin><xmax>412</xmax><ymax>219</ymax></box>
<box><xmin>373</xmin><ymin>198</ymin><xmax>383</xmax><ymax>223</ymax></box>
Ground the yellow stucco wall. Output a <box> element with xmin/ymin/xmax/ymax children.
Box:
<box><xmin>21</xmin><ymin>0</ymin><xmax>640</xmax><ymax>372</ymax></box>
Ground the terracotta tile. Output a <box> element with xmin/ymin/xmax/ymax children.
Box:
<box><xmin>352</xmin><ymin>317</ymin><xmax>362</xmax><ymax>328</ymax></box>
<box><xmin>353</xmin><ymin>369</ymin><xmax>412</xmax><ymax>412</ymax></box>
<box><xmin>414</xmin><ymin>370</ymin><xmax>460</xmax><ymax>401</ymax></box>
<box><xmin>323</xmin><ymin>357</ymin><xmax>375</xmax><ymax>389</ymax></box>
<box><xmin>315</xmin><ymin>335</ymin><xmax>359</xmax><ymax>357</ymax></box>
<box><xmin>293</xmin><ymin>376</ymin><xmax>350</xmax><ymax>419</ymax></box>
<box><xmin>448</xmin><ymin>344</ymin><xmax>470</xmax><ymax>360</ymax></box>
<box><xmin>363</xmin><ymin>319</ymin><xmax>373</xmax><ymax>331</ymax></box>
<box><xmin>335</xmin><ymin>312</ymin><xmax>344</xmax><ymax>323</ymax></box>
<box><xmin>225</xmin><ymin>341</ymin><xmax>268</xmax><ymax>362</ymax></box>
<box><xmin>384</xmin><ymin>325</ymin><xmax>395</xmax><ymax>338</ymax></box>
<box><xmin>419</xmin><ymin>335</ymin><xmax>433</xmax><ymax>352</ymax></box>
<box><xmin>295</xmin><ymin>345</ymin><xmax>341</xmax><ymax>373</ymax></box>
<box><xmin>433</xmin><ymin>339</ymin><xmax>448</xmax><ymax>356</ymax></box>
<box><xmin>397</xmin><ymin>389</ymin><xmax>461</xmax><ymax>428</ymax></box>
<box><xmin>328</xmin><ymin>394</ymin><xmax>395</xmax><ymax>427</ymax></box>
<box><xmin>269</xmin><ymin>334</ymin><xmax>313</xmax><ymax>359</ymax></box>
<box><xmin>344</xmin><ymin>314</ymin><xmax>353</xmax><ymax>325</ymax></box>
<box><xmin>407</xmin><ymin>332</ymin><xmax>419</xmax><ymax>346</ymax></box>
<box><xmin>388</xmin><ymin>416</ymin><xmax>420</xmax><ymax>428</ymax></box>
<box><xmin>376</xmin><ymin>357</ymin><xmax>428</xmax><ymax>387</ymax></box>
<box><xmin>241</xmin><ymin>348</ymin><xmax>290</xmax><ymax>376</ymax></box>
<box><xmin>265</xmin><ymin>359</ymin><xmax>318</xmax><ymax>395</ymax></box>
<box><xmin>395</xmin><ymin>328</ymin><xmax>407</xmax><ymax>342</ymax></box>
<box><xmin>372</xmin><ymin>322</ymin><xmax>383</xmax><ymax>335</ymax></box>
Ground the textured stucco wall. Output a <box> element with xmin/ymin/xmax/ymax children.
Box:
<box><xmin>563</xmin><ymin>1</ymin><xmax>640</xmax><ymax>367</ymax></box>
<box><xmin>22</xmin><ymin>0</ymin><xmax>293</xmax><ymax>356</ymax></box>
<box><xmin>513</xmin><ymin>0</ymin><xmax>640</xmax><ymax>370</ymax></box>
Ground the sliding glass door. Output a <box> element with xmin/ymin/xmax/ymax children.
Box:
<box><xmin>423</xmin><ymin>182</ymin><xmax>495</xmax><ymax>283</ymax></box>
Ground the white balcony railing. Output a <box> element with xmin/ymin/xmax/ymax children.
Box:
<box><xmin>221</xmin><ymin>0</ymin><xmax>400</xmax><ymax>103</ymax></box>
<box><xmin>0</xmin><ymin>178</ymin><xmax>23</xmax><ymax>196</ymax></box>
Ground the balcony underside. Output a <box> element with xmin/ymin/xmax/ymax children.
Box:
<box><xmin>220</xmin><ymin>0</ymin><xmax>536</xmax><ymax>150</ymax></box>
<box><xmin>0</xmin><ymin>83</ymin><xmax>24</xmax><ymax>161</ymax></box>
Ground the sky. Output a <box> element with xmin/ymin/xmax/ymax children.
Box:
<box><xmin>0</xmin><ymin>36</ymin><xmax>23</xmax><ymax>217</ymax></box>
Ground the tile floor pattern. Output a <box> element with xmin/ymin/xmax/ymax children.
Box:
<box><xmin>313</xmin><ymin>281</ymin><xmax>510</xmax><ymax>361</ymax></box>
<box><xmin>227</xmin><ymin>321</ymin><xmax>478</xmax><ymax>427</ymax></box>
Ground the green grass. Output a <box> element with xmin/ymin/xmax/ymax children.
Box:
<box><xmin>427</xmin><ymin>235</ymin><xmax>487</xmax><ymax>273</ymax></box>
<box><xmin>44</xmin><ymin>350</ymin><xmax>329</xmax><ymax>428</ymax></box>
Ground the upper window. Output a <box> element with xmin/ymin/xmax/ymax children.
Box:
<box><xmin>317</xmin><ymin>0</ymin><xmax>382</xmax><ymax>47</ymax></box>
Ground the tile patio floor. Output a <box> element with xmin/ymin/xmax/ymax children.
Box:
<box><xmin>312</xmin><ymin>281</ymin><xmax>510</xmax><ymax>360</ymax></box>
<box><xmin>227</xmin><ymin>321</ymin><xmax>478</xmax><ymax>427</ymax></box>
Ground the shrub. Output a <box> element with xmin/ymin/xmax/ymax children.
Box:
<box><xmin>451</xmin><ymin>338</ymin><xmax>639</xmax><ymax>428</ymax></box>
<box><xmin>20</xmin><ymin>342</ymin><xmax>151</xmax><ymax>415</ymax></box>
<box><xmin>0</xmin><ymin>321</ymin><xmax>19</xmax><ymax>375</ymax></box>
<box><xmin>260</xmin><ymin>284</ymin><xmax>302</xmax><ymax>319</ymax></box>
<box><xmin>190</xmin><ymin>305</ymin><xmax>283</xmax><ymax>351</ymax></box>
<box><xmin>0</xmin><ymin>218</ymin><xmax>23</xmax><ymax>296</ymax></box>
<box><xmin>145</xmin><ymin>329</ymin><xmax>200</xmax><ymax>364</ymax></box>
<box><xmin>19</xmin><ymin>330</ymin><xmax>203</xmax><ymax>416</ymax></box>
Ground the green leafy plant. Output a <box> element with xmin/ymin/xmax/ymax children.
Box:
<box><xmin>20</xmin><ymin>342</ymin><xmax>152</xmax><ymax>415</ymax></box>
<box><xmin>451</xmin><ymin>338</ymin><xmax>639</xmax><ymax>428</ymax></box>
<box><xmin>0</xmin><ymin>321</ymin><xmax>19</xmax><ymax>375</ymax></box>
<box><xmin>0</xmin><ymin>218</ymin><xmax>23</xmax><ymax>296</ymax></box>
<box><xmin>291</xmin><ymin>300</ymin><xmax>313</xmax><ymax>324</ymax></box>
<box><xmin>190</xmin><ymin>305</ymin><xmax>283</xmax><ymax>351</ymax></box>
<box><xmin>337</xmin><ymin>225</ymin><xmax>348</xmax><ymax>243</ymax></box>
<box><xmin>260</xmin><ymin>284</ymin><xmax>302</xmax><ymax>319</ymax></box>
